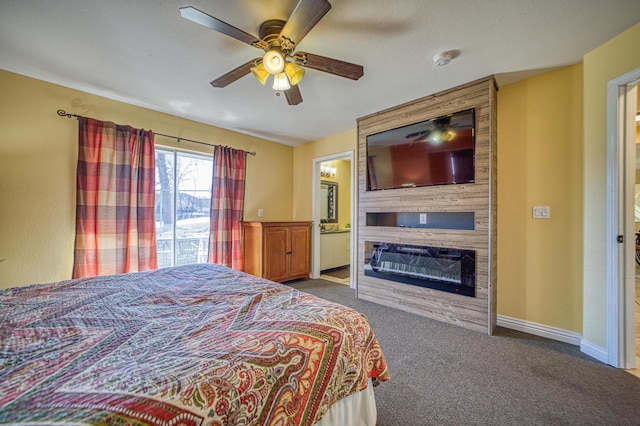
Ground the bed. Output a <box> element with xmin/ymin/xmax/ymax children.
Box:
<box><xmin>0</xmin><ymin>263</ymin><xmax>389</xmax><ymax>425</ymax></box>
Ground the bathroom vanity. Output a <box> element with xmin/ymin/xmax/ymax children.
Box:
<box><xmin>320</xmin><ymin>229</ymin><xmax>350</xmax><ymax>271</ymax></box>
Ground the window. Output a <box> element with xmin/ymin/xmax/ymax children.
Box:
<box><xmin>155</xmin><ymin>149</ymin><xmax>212</xmax><ymax>268</ymax></box>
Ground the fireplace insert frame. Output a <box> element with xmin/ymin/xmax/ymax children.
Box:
<box><xmin>364</xmin><ymin>241</ymin><xmax>476</xmax><ymax>297</ymax></box>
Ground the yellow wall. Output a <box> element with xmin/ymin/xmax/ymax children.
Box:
<box><xmin>582</xmin><ymin>22</ymin><xmax>640</xmax><ymax>347</ymax></box>
<box><xmin>0</xmin><ymin>70</ymin><xmax>293</xmax><ymax>288</ymax></box>
<box><xmin>292</xmin><ymin>129</ymin><xmax>356</xmax><ymax>222</ymax></box>
<box><xmin>497</xmin><ymin>64</ymin><xmax>584</xmax><ymax>332</ymax></box>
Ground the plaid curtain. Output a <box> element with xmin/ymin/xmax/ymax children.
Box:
<box><xmin>73</xmin><ymin>117</ymin><xmax>157</xmax><ymax>278</ymax></box>
<box><xmin>208</xmin><ymin>146</ymin><xmax>247</xmax><ymax>269</ymax></box>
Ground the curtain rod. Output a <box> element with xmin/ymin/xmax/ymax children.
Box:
<box><xmin>56</xmin><ymin>110</ymin><xmax>256</xmax><ymax>156</ymax></box>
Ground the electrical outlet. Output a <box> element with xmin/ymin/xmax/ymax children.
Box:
<box><xmin>258</xmin><ymin>208</ymin><xmax>264</xmax><ymax>218</ymax></box>
<box><xmin>532</xmin><ymin>206</ymin><xmax>550</xmax><ymax>219</ymax></box>
<box><xmin>419</xmin><ymin>213</ymin><xmax>427</xmax><ymax>224</ymax></box>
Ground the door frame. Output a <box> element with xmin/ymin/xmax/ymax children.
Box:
<box><xmin>606</xmin><ymin>67</ymin><xmax>640</xmax><ymax>368</ymax></box>
<box><xmin>311</xmin><ymin>150</ymin><xmax>355</xmax><ymax>288</ymax></box>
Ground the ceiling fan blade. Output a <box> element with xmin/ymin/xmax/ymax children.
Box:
<box><xmin>278</xmin><ymin>0</ymin><xmax>331</xmax><ymax>48</ymax></box>
<box><xmin>285</xmin><ymin>85</ymin><xmax>303</xmax><ymax>105</ymax></box>
<box><xmin>295</xmin><ymin>52</ymin><xmax>364</xmax><ymax>80</ymax></box>
<box><xmin>210</xmin><ymin>58</ymin><xmax>261</xmax><ymax>88</ymax></box>
<box><xmin>180</xmin><ymin>6</ymin><xmax>262</xmax><ymax>47</ymax></box>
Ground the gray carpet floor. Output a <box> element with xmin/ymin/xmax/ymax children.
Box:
<box><xmin>288</xmin><ymin>279</ymin><xmax>640</xmax><ymax>425</ymax></box>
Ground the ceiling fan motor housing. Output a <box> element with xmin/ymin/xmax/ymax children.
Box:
<box><xmin>258</xmin><ymin>19</ymin><xmax>286</xmax><ymax>46</ymax></box>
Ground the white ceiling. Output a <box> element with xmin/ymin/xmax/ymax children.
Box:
<box><xmin>1</xmin><ymin>1</ymin><xmax>639</xmax><ymax>146</ymax></box>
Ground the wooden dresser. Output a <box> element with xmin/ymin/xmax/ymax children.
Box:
<box><xmin>241</xmin><ymin>221</ymin><xmax>312</xmax><ymax>282</ymax></box>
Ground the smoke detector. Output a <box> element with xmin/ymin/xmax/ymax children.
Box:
<box><xmin>433</xmin><ymin>51</ymin><xmax>453</xmax><ymax>67</ymax></box>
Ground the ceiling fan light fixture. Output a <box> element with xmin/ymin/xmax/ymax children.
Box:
<box><xmin>263</xmin><ymin>49</ymin><xmax>285</xmax><ymax>74</ymax></box>
<box><xmin>284</xmin><ymin>62</ymin><xmax>305</xmax><ymax>86</ymax></box>
<box><xmin>272</xmin><ymin>72</ymin><xmax>291</xmax><ymax>91</ymax></box>
<box><xmin>250</xmin><ymin>63</ymin><xmax>269</xmax><ymax>85</ymax></box>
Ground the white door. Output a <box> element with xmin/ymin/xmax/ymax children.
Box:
<box><xmin>607</xmin><ymin>70</ymin><xmax>639</xmax><ymax>369</ymax></box>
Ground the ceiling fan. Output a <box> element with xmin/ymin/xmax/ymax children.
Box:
<box><xmin>179</xmin><ymin>0</ymin><xmax>364</xmax><ymax>105</ymax></box>
<box><xmin>406</xmin><ymin>117</ymin><xmax>458</xmax><ymax>145</ymax></box>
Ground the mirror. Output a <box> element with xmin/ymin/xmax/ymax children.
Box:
<box><xmin>636</xmin><ymin>184</ymin><xmax>640</xmax><ymax>222</ymax></box>
<box><xmin>320</xmin><ymin>181</ymin><xmax>338</xmax><ymax>223</ymax></box>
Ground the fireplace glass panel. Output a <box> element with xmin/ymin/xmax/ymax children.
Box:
<box><xmin>364</xmin><ymin>241</ymin><xmax>476</xmax><ymax>297</ymax></box>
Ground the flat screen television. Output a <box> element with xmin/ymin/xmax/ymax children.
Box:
<box><xmin>366</xmin><ymin>108</ymin><xmax>475</xmax><ymax>191</ymax></box>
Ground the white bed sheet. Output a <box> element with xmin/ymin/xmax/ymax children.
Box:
<box><xmin>316</xmin><ymin>378</ymin><xmax>377</xmax><ymax>426</ymax></box>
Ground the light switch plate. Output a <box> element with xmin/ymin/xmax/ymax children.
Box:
<box><xmin>419</xmin><ymin>213</ymin><xmax>427</xmax><ymax>224</ymax></box>
<box><xmin>532</xmin><ymin>206</ymin><xmax>550</xmax><ymax>219</ymax></box>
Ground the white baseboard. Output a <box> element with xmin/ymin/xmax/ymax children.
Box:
<box><xmin>497</xmin><ymin>315</ymin><xmax>582</xmax><ymax>346</ymax></box>
<box><xmin>579</xmin><ymin>339</ymin><xmax>609</xmax><ymax>365</ymax></box>
<box><xmin>497</xmin><ymin>315</ymin><xmax>611</xmax><ymax>365</ymax></box>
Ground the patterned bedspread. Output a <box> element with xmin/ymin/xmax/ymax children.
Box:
<box><xmin>0</xmin><ymin>264</ymin><xmax>389</xmax><ymax>425</ymax></box>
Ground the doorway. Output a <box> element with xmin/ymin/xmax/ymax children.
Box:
<box><xmin>633</xmin><ymin>86</ymin><xmax>640</xmax><ymax>374</ymax></box>
<box><xmin>311</xmin><ymin>151</ymin><xmax>355</xmax><ymax>288</ymax></box>
<box><xmin>606</xmin><ymin>67</ymin><xmax>640</xmax><ymax>369</ymax></box>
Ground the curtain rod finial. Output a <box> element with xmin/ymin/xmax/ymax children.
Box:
<box><xmin>57</xmin><ymin>109</ymin><xmax>80</xmax><ymax>119</ymax></box>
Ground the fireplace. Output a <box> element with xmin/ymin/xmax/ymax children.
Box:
<box><xmin>364</xmin><ymin>241</ymin><xmax>476</xmax><ymax>297</ymax></box>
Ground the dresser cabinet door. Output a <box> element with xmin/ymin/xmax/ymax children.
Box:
<box><xmin>263</xmin><ymin>227</ymin><xmax>289</xmax><ymax>282</ymax></box>
<box><xmin>288</xmin><ymin>225</ymin><xmax>311</xmax><ymax>278</ymax></box>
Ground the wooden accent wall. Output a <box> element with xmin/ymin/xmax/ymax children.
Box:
<box><xmin>356</xmin><ymin>77</ymin><xmax>498</xmax><ymax>334</ymax></box>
